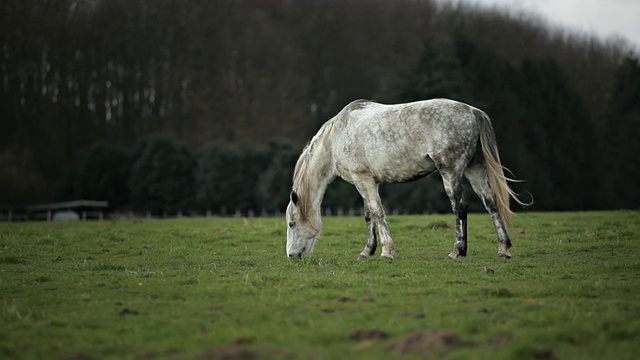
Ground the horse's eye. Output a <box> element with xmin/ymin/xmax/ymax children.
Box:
<box><xmin>288</xmin><ymin>222</ymin><xmax>295</xmax><ymax>228</ymax></box>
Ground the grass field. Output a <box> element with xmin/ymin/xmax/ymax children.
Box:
<box><xmin>1</xmin><ymin>211</ymin><xmax>639</xmax><ymax>359</ymax></box>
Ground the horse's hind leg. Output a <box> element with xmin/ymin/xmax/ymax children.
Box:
<box><xmin>440</xmin><ymin>170</ymin><xmax>468</xmax><ymax>259</ymax></box>
<box><xmin>464</xmin><ymin>164</ymin><xmax>512</xmax><ymax>258</ymax></box>
<box><xmin>353</xmin><ymin>178</ymin><xmax>395</xmax><ymax>260</ymax></box>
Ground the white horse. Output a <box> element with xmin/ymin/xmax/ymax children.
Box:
<box><xmin>286</xmin><ymin>98</ymin><xmax>527</xmax><ymax>260</ymax></box>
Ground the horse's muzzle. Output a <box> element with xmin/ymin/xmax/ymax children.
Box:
<box><xmin>287</xmin><ymin>247</ymin><xmax>306</xmax><ymax>259</ymax></box>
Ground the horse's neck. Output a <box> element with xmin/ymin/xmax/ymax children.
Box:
<box><xmin>293</xmin><ymin>116</ymin><xmax>344</xmax><ymax>228</ymax></box>
<box><xmin>305</xmin><ymin>142</ymin><xmax>335</xmax><ymax>213</ymax></box>
<box><xmin>294</xmin><ymin>130</ymin><xmax>336</xmax><ymax>225</ymax></box>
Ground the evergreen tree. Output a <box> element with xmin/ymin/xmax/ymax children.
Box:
<box><xmin>400</xmin><ymin>40</ymin><xmax>467</xmax><ymax>102</ymax></box>
<box><xmin>128</xmin><ymin>135</ymin><xmax>195</xmax><ymax>214</ymax></box>
<box><xmin>516</xmin><ymin>58</ymin><xmax>599</xmax><ymax>210</ymax></box>
<box><xmin>195</xmin><ymin>143</ymin><xmax>266</xmax><ymax>214</ymax></box>
<box><xmin>604</xmin><ymin>55</ymin><xmax>640</xmax><ymax>208</ymax></box>
<box><xmin>256</xmin><ymin>139</ymin><xmax>300</xmax><ymax>212</ymax></box>
<box><xmin>452</xmin><ymin>35</ymin><xmax>599</xmax><ymax>210</ymax></box>
<box><xmin>57</xmin><ymin>143</ymin><xmax>133</xmax><ymax>208</ymax></box>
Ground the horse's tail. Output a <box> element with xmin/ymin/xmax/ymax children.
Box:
<box><xmin>473</xmin><ymin>109</ymin><xmax>528</xmax><ymax>227</ymax></box>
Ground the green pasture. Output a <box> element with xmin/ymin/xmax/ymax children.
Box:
<box><xmin>1</xmin><ymin>211</ymin><xmax>639</xmax><ymax>359</ymax></box>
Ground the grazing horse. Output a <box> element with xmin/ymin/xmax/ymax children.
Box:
<box><xmin>286</xmin><ymin>98</ymin><xmax>527</xmax><ymax>260</ymax></box>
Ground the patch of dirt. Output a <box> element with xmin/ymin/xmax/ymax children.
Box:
<box><xmin>138</xmin><ymin>348</ymin><xmax>182</xmax><ymax>359</ymax></box>
<box><xmin>64</xmin><ymin>353</ymin><xmax>95</xmax><ymax>360</ymax></box>
<box><xmin>234</xmin><ymin>336</ymin><xmax>256</xmax><ymax>345</ymax></box>
<box><xmin>482</xmin><ymin>287</ymin><xmax>513</xmax><ymax>298</ymax></box>
<box><xmin>495</xmin><ymin>288</ymin><xmax>512</xmax><ymax>297</ymax></box>
<box><xmin>388</xmin><ymin>330</ymin><xmax>468</xmax><ymax>356</ymax></box>
<box><xmin>338</xmin><ymin>296</ymin><xmax>355</xmax><ymax>303</ymax></box>
<box><xmin>488</xmin><ymin>335</ymin><xmax>510</xmax><ymax>346</ymax></box>
<box><xmin>429</xmin><ymin>221</ymin><xmax>454</xmax><ymax>230</ymax></box>
<box><xmin>197</xmin><ymin>346</ymin><xmax>257</xmax><ymax>360</ymax></box>
<box><xmin>349</xmin><ymin>329</ymin><xmax>389</xmax><ymax>341</ymax></box>
<box><xmin>533</xmin><ymin>349</ymin><xmax>557</xmax><ymax>360</ymax></box>
<box><xmin>197</xmin><ymin>346</ymin><xmax>294</xmax><ymax>360</ymax></box>
<box><xmin>118</xmin><ymin>308</ymin><xmax>139</xmax><ymax>316</ymax></box>
<box><xmin>401</xmin><ymin>312</ymin><xmax>426</xmax><ymax>318</ymax></box>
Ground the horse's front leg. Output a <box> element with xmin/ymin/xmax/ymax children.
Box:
<box><xmin>377</xmin><ymin>214</ymin><xmax>395</xmax><ymax>259</ymax></box>
<box><xmin>357</xmin><ymin>211</ymin><xmax>378</xmax><ymax>260</ymax></box>
<box><xmin>354</xmin><ymin>179</ymin><xmax>395</xmax><ymax>260</ymax></box>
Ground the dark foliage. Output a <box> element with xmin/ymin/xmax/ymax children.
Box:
<box><xmin>195</xmin><ymin>142</ymin><xmax>267</xmax><ymax>214</ymax></box>
<box><xmin>57</xmin><ymin>143</ymin><xmax>133</xmax><ymax>208</ymax></box>
<box><xmin>128</xmin><ymin>135</ymin><xmax>195</xmax><ymax>214</ymax></box>
<box><xmin>255</xmin><ymin>139</ymin><xmax>301</xmax><ymax>212</ymax></box>
<box><xmin>1</xmin><ymin>0</ymin><xmax>638</xmax><ymax>211</ymax></box>
<box><xmin>603</xmin><ymin>56</ymin><xmax>640</xmax><ymax>208</ymax></box>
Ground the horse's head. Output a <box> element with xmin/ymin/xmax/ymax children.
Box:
<box><xmin>286</xmin><ymin>190</ymin><xmax>321</xmax><ymax>258</ymax></box>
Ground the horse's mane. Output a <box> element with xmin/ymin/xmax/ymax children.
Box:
<box><xmin>292</xmin><ymin>118</ymin><xmax>337</xmax><ymax>225</ymax></box>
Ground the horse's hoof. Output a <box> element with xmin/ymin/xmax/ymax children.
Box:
<box><xmin>498</xmin><ymin>250</ymin><xmax>512</xmax><ymax>259</ymax></box>
<box><xmin>357</xmin><ymin>254</ymin><xmax>369</xmax><ymax>261</ymax></box>
<box><xmin>381</xmin><ymin>252</ymin><xmax>394</xmax><ymax>260</ymax></box>
<box><xmin>447</xmin><ymin>250</ymin><xmax>466</xmax><ymax>259</ymax></box>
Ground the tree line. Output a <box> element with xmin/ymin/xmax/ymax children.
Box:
<box><xmin>54</xmin><ymin>134</ymin><xmax>450</xmax><ymax>215</ymax></box>
<box><xmin>2</xmin><ymin>0</ymin><xmax>639</xmax><ymax>212</ymax></box>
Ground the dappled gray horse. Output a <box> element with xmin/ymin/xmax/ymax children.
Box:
<box><xmin>286</xmin><ymin>99</ymin><xmax>527</xmax><ymax>260</ymax></box>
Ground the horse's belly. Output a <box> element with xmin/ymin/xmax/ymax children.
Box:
<box><xmin>368</xmin><ymin>152</ymin><xmax>437</xmax><ymax>183</ymax></box>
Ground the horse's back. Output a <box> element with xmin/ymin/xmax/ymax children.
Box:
<box><xmin>332</xmin><ymin>99</ymin><xmax>479</xmax><ymax>183</ymax></box>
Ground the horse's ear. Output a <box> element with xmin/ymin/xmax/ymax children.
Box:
<box><xmin>290</xmin><ymin>191</ymin><xmax>299</xmax><ymax>206</ymax></box>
